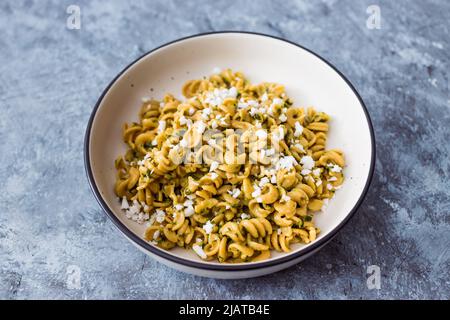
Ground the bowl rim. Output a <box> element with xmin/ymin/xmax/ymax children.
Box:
<box><xmin>84</xmin><ymin>31</ymin><xmax>376</xmax><ymax>271</ymax></box>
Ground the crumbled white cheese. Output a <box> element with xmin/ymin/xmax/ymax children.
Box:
<box><xmin>276</xmin><ymin>155</ymin><xmax>297</xmax><ymax>170</ymax></box>
<box><xmin>301</xmin><ymin>169</ymin><xmax>311</xmax><ymax>175</ymax></box>
<box><xmin>157</xmin><ymin>120</ymin><xmax>166</xmax><ymax>133</ymax></box>
<box><xmin>247</xmin><ymin>100</ymin><xmax>259</xmax><ymax>107</ymax></box>
<box><xmin>271</xmin><ymin>98</ymin><xmax>283</xmax><ymax>107</ymax></box>
<box><xmin>202</xmin><ymin>107</ymin><xmax>212</xmax><ymax>119</ymax></box>
<box><xmin>249</xmin><ymin>107</ymin><xmax>258</xmax><ymax>117</ymax></box>
<box><xmin>205</xmin><ymin>89</ymin><xmax>221</xmax><ymax>106</ymax></box>
<box><xmin>192</xmin><ymin>244</ymin><xmax>207</xmax><ymax>259</ymax></box>
<box><xmin>266</xmin><ymin>148</ymin><xmax>275</xmax><ymax>156</ymax></box>
<box><xmin>330</xmin><ymin>164</ymin><xmax>343</xmax><ymax>173</ymax></box>
<box><xmin>153</xmin><ymin>230</ymin><xmax>160</xmax><ymax>240</ymax></box>
<box><xmin>125</xmin><ymin>200</ymin><xmax>141</xmax><ymax>220</ymax></box>
<box><xmin>174</xmin><ymin>204</ymin><xmax>184</xmax><ymax>211</ymax></box>
<box><xmin>228</xmin><ymin>188</ymin><xmax>241</xmax><ymax>198</ymax></box>
<box><xmin>210</xmin><ymin>161</ymin><xmax>219</xmax><ymax>172</ymax></box>
<box><xmin>294</xmin><ymin>122</ymin><xmax>304</xmax><ymax>137</ymax></box>
<box><xmin>155</xmin><ymin>209</ymin><xmax>166</xmax><ymax>223</ymax></box>
<box><xmin>189</xmin><ymin>107</ymin><xmax>195</xmax><ymax>115</ymax></box>
<box><xmin>121</xmin><ymin>197</ymin><xmax>129</xmax><ymax>209</ymax></box>
<box><xmin>203</xmin><ymin>220</ymin><xmax>214</xmax><ymax>234</ymax></box>
<box><xmin>228</xmin><ymin>87</ymin><xmax>238</xmax><ymax>98</ymax></box>
<box><xmin>237</xmin><ymin>99</ymin><xmax>249</xmax><ymax>109</ymax></box>
<box><xmin>252</xmin><ymin>186</ymin><xmax>262</xmax><ymax>198</ymax></box>
<box><xmin>255</xmin><ymin>122</ymin><xmax>262</xmax><ymax>128</ymax></box>
<box><xmin>279</xmin><ymin>114</ymin><xmax>287</xmax><ymax>123</ymax></box>
<box><xmin>179</xmin><ymin>115</ymin><xmax>188</xmax><ymax>125</ymax></box>
<box><xmin>256</xmin><ymin>197</ymin><xmax>263</xmax><ymax>203</ymax></box>
<box><xmin>277</xmin><ymin>228</ymin><xmax>282</xmax><ymax>235</ymax></box>
<box><xmin>183</xmin><ymin>199</ymin><xmax>194</xmax><ymax>207</ymax></box>
<box><xmin>312</xmin><ymin>168</ymin><xmax>321</xmax><ymax>176</ymax></box>
<box><xmin>327</xmin><ymin>183</ymin><xmax>333</xmax><ymax>190</ymax></box>
<box><xmin>121</xmin><ymin>197</ymin><xmax>150</xmax><ymax>224</ymax></box>
<box><xmin>184</xmin><ymin>206</ymin><xmax>195</xmax><ymax>217</ymax></box>
<box><xmin>256</xmin><ymin>129</ymin><xmax>268</xmax><ymax>139</ymax></box>
<box><xmin>225</xmin><ymin>204</ymin><xmax>231</xmax><ymax>210</ymax></box>
<box><xmin>211</xmin><ymin>121</ymin><xmax>218</xmax><ymax>129</ymax></box>
<box><xmin>261</xmin><ymin>93</ymin><xmax>268</xmax><ymax>102</ymax></box>
<box><xmin>300</xmin><ymin>156</ymin><xmax>315</xmax><ymax>170</ymax></box>
<box><xmin>241</xmin><ymin>213</ymin><xmax>251</xmax><ymax>220</ymax></box>
<box><xmin>316</xmin><ymin>179</ymin><xmax>323</xmax><ymax>187</ymax></box>
<box><xmin>328</xmin><ymin>176</ymin><xmax>338</xmax><ymax>181</ymax></box>
<box><xmin>207</xmin><ymin>138</ymin><xmax>215</xmax><ymax>146</ymax></box>
<box><xmin>259</xmin><ymin>177</ymin><xmax>270</xmax><ymax>187</ymax></box>
<box><xmin>281</xmin><ymin>194</ymin><xmax>291</xmax><ymax>202</ymax></box>
<box><xmin>205</xmin><ymin>87</ymin><xmax>238</xmax><ymax>106</ymax></box>
<box><xmin>270</xmin><ymin>175</ymin><xmax>277</xmax><ymax>184</ymax></box>
<box><xmin>210</xmin><ymin>172</ymin><xmax>218</xmax><ymax>180</ymax></box>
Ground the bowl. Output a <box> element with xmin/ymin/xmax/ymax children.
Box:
<box><xmin>84</xmin><ymin>31</ymin><xmax>375</xmax><ymax>279</ymax></box>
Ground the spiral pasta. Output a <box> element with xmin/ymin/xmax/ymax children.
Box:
<box><xmin>115</xmin><ymin>69</ymin><xmax>345</xmax><ymax>263</ymax></box>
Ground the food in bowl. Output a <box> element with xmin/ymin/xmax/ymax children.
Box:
<box><xmin>114</xmin><ymin>68</ymin><xmax>345</xmax><ymax>263</ymax></box>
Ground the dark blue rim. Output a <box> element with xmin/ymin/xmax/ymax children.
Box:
<box><xmin>84</xmin><ymin>31</ymin><xmax>376</xmax><ymax>271</ymax></box>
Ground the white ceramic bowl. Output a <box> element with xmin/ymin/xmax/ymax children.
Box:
<box><xmin>84</xmin><ymin>32</ymin><xmax>375</xmax><ymax>279</ymax></box>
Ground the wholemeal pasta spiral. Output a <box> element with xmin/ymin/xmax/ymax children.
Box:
<box><xmin>115</xmin><ymin>69</ymin><xmax>345</xmax><ymax>263</ymax></box>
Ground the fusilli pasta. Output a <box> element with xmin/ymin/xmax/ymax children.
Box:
<box><xmin>115</xmin><ymin>69</ymin><xmax>345</xmax><ymax>263</ymax></box>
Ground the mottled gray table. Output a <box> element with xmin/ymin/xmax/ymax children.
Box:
<box><xmin>1</xmin><ymin>0</ymin><xmax>449</xmax><ymax>299</ymax></box>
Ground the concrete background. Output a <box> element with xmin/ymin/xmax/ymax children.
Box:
<box><xmin>0</xmin><ymin>0</ymin><xmax>449</xmax><ymax>299</ymax></box>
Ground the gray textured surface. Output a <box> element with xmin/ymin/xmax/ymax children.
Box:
<box><xmin>0</xmin><ymin>0</ymin><xmax>449</xmax><ymax>300</ymax></box>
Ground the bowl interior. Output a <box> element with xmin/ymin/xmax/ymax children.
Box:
<box><xmin>87</xmin><ymin>33</ymin><xmax>373</xmax><ymax>267</ymax></box>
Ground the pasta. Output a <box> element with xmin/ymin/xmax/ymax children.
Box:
<box><xmin>115</xmin><ymin>69</ymin><xmax>345</xmax><ymax>263</ymax></box>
